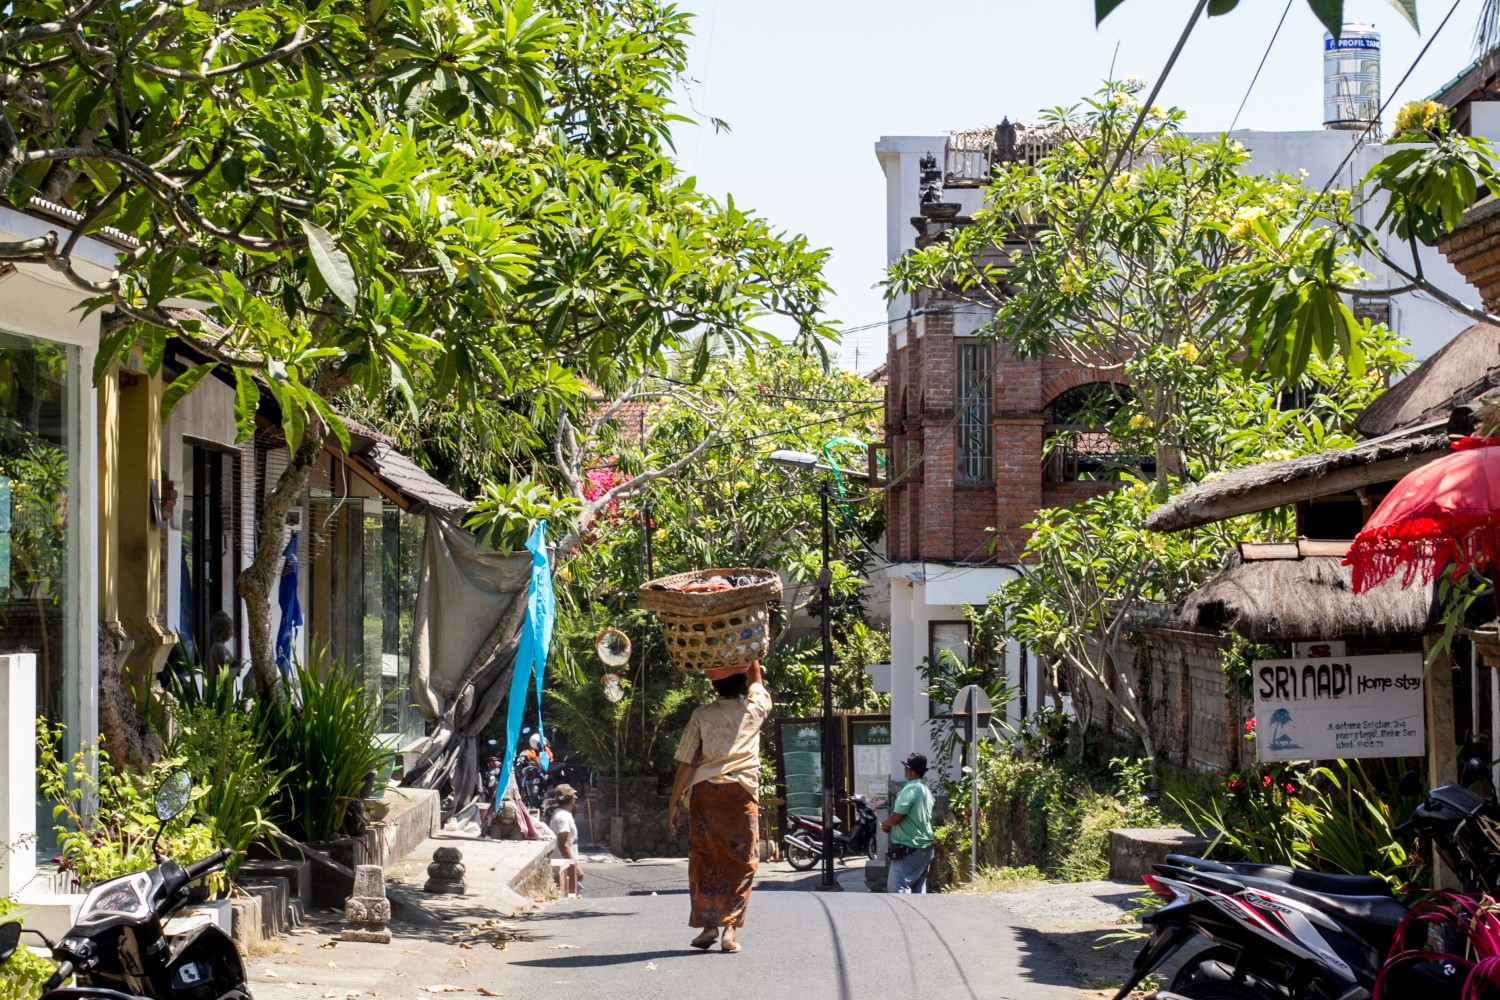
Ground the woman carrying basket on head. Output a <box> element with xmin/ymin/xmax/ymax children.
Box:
<box><xmin>666</xmin><ymin>659</ymin><xmax>771</xmax><ymax>954</ymax></box>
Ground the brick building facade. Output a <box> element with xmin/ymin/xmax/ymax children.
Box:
<box><xmin>880</xmin><ymin>289</ymin><xmax>1118</xmax><ymax>566</ymax></box>
<box><xmin>872</xmin><ymin>128</ymin><xmax>1107</xmax><ymax>783</ymax></box>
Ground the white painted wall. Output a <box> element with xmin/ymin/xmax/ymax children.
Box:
<box><xmin>1218</xmin><ymin>128</ymin><xmax>1478</xmax><ymax>362</ymax></box>
<box><xmin>883</xmin><ymin>563</ymin><xmax>1038</xmax><ymax>789</ymax></box>
<box><xmin>0</xmin><ymin>653</ymin><xmax>37</xmax><ymax>898</ymax></box>
<box><xmin>875</xmin><ymin>136</ymin><xmax>946</xmax><ymax>324</ymax></box>
<box><xmin>0</xmin><ymin>205</ymin><xmax>107</xmax><ymax>917</ymax></box>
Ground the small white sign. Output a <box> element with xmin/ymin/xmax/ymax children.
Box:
<box><xmin>1251</xmin><ymin>653</ymin><xmax>1425</xmax><ymax>762</ymax></box>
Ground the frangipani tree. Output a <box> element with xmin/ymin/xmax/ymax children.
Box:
<box><xmin>1</xmin><ymin>0</ymin><xmax>835</xmax><ymax>694</ymax></box>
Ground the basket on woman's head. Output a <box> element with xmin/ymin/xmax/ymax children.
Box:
<box><xmin>639</xmin><ymin>568</ymin><xmax>781</xmax><ymax>675</ymax></box>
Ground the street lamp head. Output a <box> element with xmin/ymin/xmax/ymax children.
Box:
<box><xmin>767</xmin><ymin>449</ymin><xmax>820</xmax><ymax>470</ymax></box>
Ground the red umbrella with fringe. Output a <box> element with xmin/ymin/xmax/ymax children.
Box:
<box><xmin>1345</xmin><ymin>436</ymin><xmax>1500</xmax><ymax>594</ymax></box>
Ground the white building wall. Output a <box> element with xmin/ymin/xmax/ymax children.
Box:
<box><xmin>883</xmin><ymin>564</ymin><xmax>1035</xmax><ymax>791</ymax></box>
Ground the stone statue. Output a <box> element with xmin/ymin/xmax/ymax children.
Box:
<box><xmin>204</xmin><ymin>610</ymin><xmax>237</xmax><ymax>683</ymax></box>
<box><xmin>919</xmin><ymin>151</ymin><xmax>944</xmax><ymax>205</ymax></box>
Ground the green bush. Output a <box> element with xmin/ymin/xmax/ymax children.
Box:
<box><xmin>36</xmin><ymin>722</ymin><xmax>224</xmax><ymax>892</ymax></box>
<box><xmin>933</xmin><ymin>748</ymin><xmax>1164</xmax><ymax>890</ymax></box>
<box><xmin>1172</xmin><ymin>756</ymin><xmax>1420</xmax><ymax>887</ymax></box>
<box><xmin>167</xmin><ymin>670</ymin><xmax>286</xmax><ymax>876</ymax></box>
<box><xmin>0</xmin><ymin>902</ymin><xmax>53</xmax><ymax>1000</ymax></box>
<box><xmin>254</xmin><ymin>662</ymin><xmax>395</xmax><ymax>843</ymax></box>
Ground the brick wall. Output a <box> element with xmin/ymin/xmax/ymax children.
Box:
<box><xmin>883</xmin><ymin>294</ymin><xmax>1112</xmax><ymax>565</ymax></box>
<box><xmin>1071</xmin><ymin>629</ymin><xmax>1246</xmax><ymax>774</ymax></box>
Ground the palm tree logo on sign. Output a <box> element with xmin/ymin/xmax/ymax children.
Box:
<box><xmin>1269</xmin><ymin>707</ymin><xmax>1299</xmax><ymax>751</ymax></box>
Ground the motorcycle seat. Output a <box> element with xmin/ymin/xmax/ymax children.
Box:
<box><xmin>1162</xmin><ymin>855</ymin><xmax>1393</xmax><ymax>898</ymax></box>
<box><xmin>1231</xmin><ymin>874</ymin><xmax>1408</xmax><ymax>933</ymax></box>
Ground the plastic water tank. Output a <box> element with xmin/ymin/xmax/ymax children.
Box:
<box><xmin>1324</xmin><ymin>23</ymin><xmax>1381</xmax><ymax>129</ymax></box>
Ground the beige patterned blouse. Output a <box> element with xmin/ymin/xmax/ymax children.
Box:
<box><xmin>674</xmin><ymin>683</ymin><xmax>773</xmax><ymax>798</ymax></box>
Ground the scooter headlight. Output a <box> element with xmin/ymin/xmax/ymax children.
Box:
<box><xmin>78</xmin><ymin>873</ymin><xmax>152</xmax><ymax>925</ymax></box>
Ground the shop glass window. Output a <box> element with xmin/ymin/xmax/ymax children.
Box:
<box><xmin>0</xmin><ymin>332</ymin><xmax>79</xmax><ymax>845</ymax></box>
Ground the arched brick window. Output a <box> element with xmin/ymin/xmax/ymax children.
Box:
<box><xmin>1043</xmin><ymin>382</ymin><xmax>1151</xmax><ymax>483</ymax></box>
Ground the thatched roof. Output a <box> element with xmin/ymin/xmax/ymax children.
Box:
<box><xmin>1354</xmin><ymin>322</ymin><xmax>1500</xmax><ymax>437</ymax></box>
<box><xmin>1143</xmin><ymin>424</ymin><xmax>1449</xmax><ymax>533</ymax></box>
<box><xmin>1174</xmin><ymin>552</ymin><xmax>1439</xmax><ymax>642</ymax></box>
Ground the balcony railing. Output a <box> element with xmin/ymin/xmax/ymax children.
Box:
<box><xmin>1043</xmin><ymin>426</ymin><xmax>1155</xmax><ymax>484</ymax></box>
<box><xmin>944</xmin><ymin>120</ymin><xmax>1075</xmax><ymax>188</ymax></box>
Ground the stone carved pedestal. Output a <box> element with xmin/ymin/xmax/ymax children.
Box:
<box><xmin>340</xmin><ymin>864</ymin><xmax>392</xmax><ymax>943</ymax></box>
<box><xmin>423</xmin><ymin>846</ymin><xmax>466</xmax><ymax>894</ymax></box>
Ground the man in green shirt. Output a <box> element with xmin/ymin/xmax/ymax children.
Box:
<box><xmin>881</xmin><ymin>752</ymin><xmax>935</xmax><ymax>893</ymax></box>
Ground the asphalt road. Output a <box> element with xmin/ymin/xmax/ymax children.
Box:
<box><xmin>484</xmin><ymin>858</ymin><xmax>1087</xmax><ymax>1000</ymax></box>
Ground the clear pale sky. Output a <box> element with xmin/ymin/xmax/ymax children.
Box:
<box><xmin>668</xmin><ymin>0</ymin><xmax>1484</xmax><ymax>371</ymax></box>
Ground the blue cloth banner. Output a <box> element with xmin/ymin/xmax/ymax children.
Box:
<box><xmin>276</xmin><ymin>534</ymin><xmax>303</xmax><ymax>674</ymax></box>
<box><xmin>494</xmin><ymin>522</ymin><xmax>555</xmax><ymax>810</ymax></box>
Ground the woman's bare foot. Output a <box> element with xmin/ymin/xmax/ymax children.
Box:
<box><xmin>689</xmin><ymin>929</ymin><xmax>718</xmax><ymax>950</ymax></box>
<box><xmin>720</xmin><ymin>928</ymin><xmax>740</xmax><ymax>953</ymax></box>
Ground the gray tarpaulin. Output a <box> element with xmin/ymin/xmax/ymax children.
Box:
<box><xmin>404</xmin><ymin>513</ymin><xmax>532</xmax><ymax>812</ymax></box>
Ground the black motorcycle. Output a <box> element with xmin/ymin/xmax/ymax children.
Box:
<box><xmin>784</xmin><ymin>792</ymin><xmax>880</xmax><ymax>871</ymax></box>
<box><xmin>1113</xmin><ymin>774</ymin><xmax>1500</xmax><ymax>1000</ymax></box>
<box><xmin>514</xmin><ymin>752</ymin><xmax>547</xmax><ymax>811</ymax></box>
<box><xmin>1</xmin><ymin>770</ymin><xmax>248</xmax><ymax>1000</ymax></box>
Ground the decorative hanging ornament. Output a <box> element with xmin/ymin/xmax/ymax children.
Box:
<box><xmin>601</xmin><ymin>673</ymin><xmax>625</xmax><ymax>704</ymax></box>
<box><xmin>594</xmin><ymin>628</ymin><xmax>632</xmax><ymax>667</ymax></box>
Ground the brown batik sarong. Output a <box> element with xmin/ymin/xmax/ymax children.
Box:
<box><xmin>687</xmin><ymin>780</ymin><xmax>759</xmax><ymax>928</ymax></box>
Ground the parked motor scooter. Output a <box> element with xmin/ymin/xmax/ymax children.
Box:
<box><xmin>0</xmin><ymin>769</ymin><xmax>248</xmax><ymax>1000</ymax></box>
<box><xmin>783</xmin><ymin>791</ymin><xmax>880</xmax><ymax>871</ymax></box>
<box><xmin>1112</xmin><ymin>772</ymin><xmax>1500</xmax><ymax>1000</ymax></box>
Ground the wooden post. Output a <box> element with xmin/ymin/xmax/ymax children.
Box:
<box><xmin>1424</xmin><ymin>633</ymin><xmax>1460</xmax><ymax>890</ymax></box>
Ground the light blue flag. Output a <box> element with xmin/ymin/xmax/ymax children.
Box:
<box><xmin>494</xmin><ymin>522</ymin><xmax>555</xmax><ymax>810</ymax></box>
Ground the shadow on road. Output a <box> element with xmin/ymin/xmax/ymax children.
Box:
<box><xmin>508</xmin><ymin>948</ymin><xmax>703</xmax><ymax>969</ymax></box>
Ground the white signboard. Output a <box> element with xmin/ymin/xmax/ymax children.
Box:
<box><xmin>1251</xmin><ymin>653</ymin><xmax>1424</xmax><ymax>762</ymax></box>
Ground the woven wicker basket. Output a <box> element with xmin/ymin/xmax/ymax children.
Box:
<box><xmin>637</xmin><ymin>568</ymin><xmax>781</xmax><ymax>616</ymax></box>
<box><xmin>639</xmin><ymin>568</ymin><xmax>781</xmax><ymax>674</ymax></box>
<box><xmin>657</xmin><ymin>603</ymin><xmax>771</xmax><ymax>674</ymax></box>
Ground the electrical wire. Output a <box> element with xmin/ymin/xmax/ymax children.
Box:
<box><xmin>1288</xmin><ymin>0</ymin><xmax>1466</xmax><ymax>245</ymax></box>
<box><xmin>643</xmin><ymin>404</ymin><xmax>882</xmax><ymax>462</ymax></box>
<box><xmin>872</xmin><ymin>2</ymin><xmax>1213</xmax><ymax>499</ymax></box>
<box><xmin>1229</xmin><ymin>0</ymin><xmax>1294</xmax><ymax>132</ymax></box>
<box><xmin>651</xmin><ymin>374</ymin><xmax>882</xmax><ymax>406</ymax></box>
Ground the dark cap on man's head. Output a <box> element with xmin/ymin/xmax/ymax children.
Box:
<box><xmin>902</xmin><ymin>752</ymin><xmax>928</xmax><ymax>776</ymax></box>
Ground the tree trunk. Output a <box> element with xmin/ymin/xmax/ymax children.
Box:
<box><xmin>97</xmin><ymin>622</ymin><xmax>161</xmax><ymax>768</ymax></box>
<box><xmin>237</xmin><ymin>426</ymin><xmax>322</xmax><ymax>695</ymax></box>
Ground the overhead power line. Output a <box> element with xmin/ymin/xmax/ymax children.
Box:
<box><xmin>1230</xmin><ymin>0</ymin><xmax>1294</xmax><ymax>132</ymax></box>
<box><xmin>1290</xmin><ymin>0</ymin><xmax>1465</xmax><ymax>244</ymax></box>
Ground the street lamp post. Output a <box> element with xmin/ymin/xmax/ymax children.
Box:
<box><xmin>767</xmin><ymin>449</ymin><xmax>855</xmax><ymax>893</ymax></box>
<box><xmin>815</xmin><ymin>482</ymin><xmax>839</xmax><ymax>893</ymax></box>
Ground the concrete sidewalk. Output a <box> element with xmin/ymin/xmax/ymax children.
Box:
<box><xmin>245</xmin><ymin>831</ymin><xmax>555</xmax><ymax>996</ymax></box>
<box><xmin>984</xmin><ymin>878</ymin><xmax>1171</xmax><ymax>998</ymax></box>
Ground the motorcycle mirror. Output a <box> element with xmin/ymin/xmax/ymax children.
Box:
<box><xmin>154</xmin><ymin>769</ymin><xmax>193</xmax><ymax>823</ymax></box>
<box><xmin>1461</xmin><ymin>757</ymin><xmax>1491</xmax><ymax>788</ymax></box>
<box><xmin>1399</xmin><ymin>770</ymin><xmax>1424</xmax><ymax>798</ymax></box>
<box><xmin>0</xmin><ymin>922</ymin><xmax>21</xmax><ymax>965</ymax></box>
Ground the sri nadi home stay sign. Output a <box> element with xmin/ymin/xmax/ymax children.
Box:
<box><xmin>1251</xmin><ymin>653</ymin><xmax>1425</xmax><ymax>762</ymax></box>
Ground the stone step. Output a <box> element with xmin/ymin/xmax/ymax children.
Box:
<box><xmin>1108</xmin><ymin>826</ymin><xmax>1210</xmax><ymax>881</ymax></box>
<box><xmin>239</xmin><ymin>858</ymin><xmax>312</xmax><ymax>913</ymax></box>
<box><xmin>238</xmin><ymin>876</ymin><xmax>294</xmax><ymax>940</ymax></box>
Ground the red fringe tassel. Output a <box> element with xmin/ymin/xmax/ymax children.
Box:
<box><xmin>1346</xmin><ymin>513</ymin><xmax>1500</xmax><ymax>594</ymax></box>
